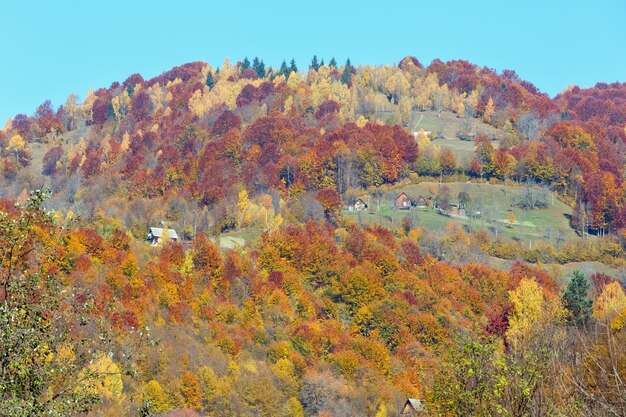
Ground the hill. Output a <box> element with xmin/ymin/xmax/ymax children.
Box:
<box><xmin>1</xmin><ymin>56</ymin><xmax>625</xmax><ymax>416</ymax></box>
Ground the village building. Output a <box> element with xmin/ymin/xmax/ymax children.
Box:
<box><xmin>353</xmin><ymin>198</ymin><xmax>368</xmax><ymax>211</ymax></box>
<box><xmin>146</xmin><ymin>226</ymin><xmax>179</xmax><ymax>246</ymax></box>
<box><xmin>395</xmin><ymin>192</ymin><xmax>412</xmax><ymax>210</ymax></box>
<box><xmin>415</xmin><ymin>195</ymin><xmax>428</xmax><ymax>208</ymax></box>
<box><xmin>401</xmin><ymin>398</ymin><xmax>425</xmax><ymax>416</ymax></box>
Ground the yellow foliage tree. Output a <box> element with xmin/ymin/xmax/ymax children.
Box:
<box><xmin>594</xmin><ymin>281</ymin><xmax>626</xmax><ymax>332</ymax></box>
<box><xmin>111</xmin><ymin>90</ymin><xmax>131</xmax><ymax>125</ymax></box>
<box><xmin>89</xmin><ymin>354</ymin><xmax>123</xmax><ymax>400</ymax></box>
<box><xmin>484</xmin><ymin>97</ymin><xmax>495</xmax><ymax>123</ymax></box>
<box><xmin>143</xmin><ymin>380</ymin><xmax>173</xmax><ymax>413</ymax></box>
<box><xmin>285</xmin><ymin>396</ymin><xmax>305</xmax><ymax>417</ymax></box>
<box><xmin>8</xmin><ymin>134</ymin><xmax>26</xmax><ymax>158</ymax></box>
<box><xmin>507</xmin><ymin>278</ymin><xmax>564</xmax><ymax>346</ymax></box>
<box><xmin>287</xmin><ymin>71</ymin><xmax>300</xmax><ymax>89</ymax></box>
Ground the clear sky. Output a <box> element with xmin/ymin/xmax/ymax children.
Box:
<box><xmin>1</xmin><ymin>0</ymin><xmax>624</xmax><ymax>123</ymax></box>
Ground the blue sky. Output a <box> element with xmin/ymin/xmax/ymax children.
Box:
<box><xmin>1</xmin><ymin>0</ymin><xmax>624</xmax><ymax>122</ymax></box>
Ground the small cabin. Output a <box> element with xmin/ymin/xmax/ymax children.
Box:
<box><xmin>146</xmin><ymin>226</ymin><xmax>179</xmax><ymax>246</ymax></box>
<box><xmin>401</xmin><ymin>398</ymin><xmax>425</xmax><ymax>416</ymax></box>
<box><xmin>354</xmin><ymin>198</ymin><xmax>368</xmax><ymax>211</ymax></box>
<box><xmin>415</xmin><ymin>195</ymin><xmax>428</xmax><ymax>208</ymax></box>
<box><xmin>395</xmin><ymin>192</ymin><xmax>412</xmax><ymax>210</ymax></box>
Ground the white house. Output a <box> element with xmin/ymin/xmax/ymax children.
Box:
<box><xmin>146</xmin><ymin>226</ymin><xmax>179</xmax><ymax>246</ymax></box>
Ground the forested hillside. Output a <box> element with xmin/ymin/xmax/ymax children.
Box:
<box><xmin>1</xmin><ymin>56</ymin><xmax>625</xmax><ymax>416</ymax></box>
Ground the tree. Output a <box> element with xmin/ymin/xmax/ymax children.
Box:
<box><xmin>329</xmin><ymin>57</ymin><xmax>337</xmax><ymax>68</ymax></box>
<box><xmin>431</xmin><ymin>337</ymin><xmax>503</xmax><ymax>416</ymax></box>
<box><xmin>0</xmin><ymin>190</ymin><xmax>104</xmax><ymax>416</ymax></box>
<box><xmin>458</xmin><ymin>191</ymin><xmax>471</xmax><ymax>210</ymax></box>
<box><xmin>7</xmin><ymin>134</ymin><xmax>26</xmax><ymax>161</ymax></box>
<box><xmin>435</xmin><ymin>185</ymin><xmax>452</xmax><ymax>213</ymax></box>
<box><xmin>341</xmin><ymin>59</ymin><xmax>353</xmax><ymax>85</ymax></box>
<box><xmin>563</xmin><ymin>270</ymin><xmax>592</xmax><ymax>325</ymax></box>
<box><xmin>205</xmin><ymin>71</ymin><xmax>216</xmax><ymax>90</ymax></box>
<box><xmin>278</xmin><ymin>60</ymin><xmax>289</xmax><ymax>77</ymax></box>
<box><xmin>289</xmin><ymin>58</ymin><xmax>298</xmax><ymax>73</ymax></box>
<box><xmin>317</xmin><ymin>189</ymin><xmax>342</xmax><ymax>223</ymax></box>
<box><xmin>484</xmin><ymin>96</ymin><xmax>495</xmax><ymax>123</ymax></box>
<box><xmin>252</xmin><ymin>57</ymin><xmax>266</xmax><ymax>78</ymax></box>
<box><xmin>241</xmin><ymin>57</ymin><xmax>251</xmax><ymax>71</ymax></box>
<box><xmin>179</xmin><ymin>371</ymin><xmax>202</xmax><ymax>410</ymax></box>
<box><xmin>310</xmin><ymin>55</ymin><xmax>320</xmax><ymax>71</ymax></box>
<box><xmin>439</xmin><ymin>148</ymin><xmax>457</xmax><ymax>175</ymax></box>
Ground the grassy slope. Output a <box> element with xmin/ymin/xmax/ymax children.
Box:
<box><xmin>345</xmin><ymin>181</ymin><xmax>579</xmax><ymax>243</ymax></box>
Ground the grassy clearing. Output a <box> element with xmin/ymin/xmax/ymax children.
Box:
<box><xmin>410</xmin><ymin>111</ymin><xmax>504</xmax><ymax>163</ymax></box>
<box><xmin>409</xmin><ymin>110</ymin><xmax>503</xmax><ymax>138</ymax></box>
<box><xmin>345</xmin><ymin>181</ymin><xmax>579</xmax><ymax>243</ymax></box>
<box><xmin>217</xmin><ymin>228</ymin><xmax>263</xmax><ymax>249</ymax></box>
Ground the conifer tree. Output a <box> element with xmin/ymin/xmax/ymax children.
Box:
<box><xmin>563</xmin><ymin>270</ymin><xmax>592</xmax><ymax>325</ymax></box>
<box><xmin>241</xmin><ymin>57</ymin><xmax>251</xmax><ymax>71</ymax></box>
<box><xmin>320</xmin><ymin>58</ymin><xmax>325</xmax><ymax>67</ymax></box>
<box><xmin>310</xmin><ymin>55</ymin><xmax>320</xmax><ymax>71</ymax></box>
<box><xmin>278</xmin><ymin>60</ymin><xmax>289</xmax><ymax>77</ymax></box>
<box><xmin>329</xmin><ymin>57</ymin><xmax>337</xmax><ymax>68</ymax></box>
<box><xmin>205</xmin><ymin>71</ymin><xmax>216</xmax><ymax>90</ymax></box>
<box><xmin>253</xmin><ymin>57</ymin><xmax>266</xmax><ymax>78</ymax></box>
<box><xmin>289</xmin><ymin>58</ymin><xmax>298</xmax><ymax>73</ymax></box>
<box><xmin>341</xmin><ymin>58</ymin><xmax>353</xmax><ymax>85</ymax></box>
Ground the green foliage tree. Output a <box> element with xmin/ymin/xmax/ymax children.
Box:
<box><xmin>341</xmin><ymin>58</ymin><xmax>353</xmax><ymax>85</ymax></box>
<box><xmin>253</xmin><ymin>57</ymin><xmax>266</xmax><ymax>78</ymax></box>
<box><xmin>431</xmin><ymin>337</ymin><xmax>503</xmax><ymax>416</ymax></box>
<box><xmin>206</xmin><ymin>71</ymin><xmax>216</xmax><ymax>90</ymax></box>
<box><xmin>241</xmin><ymin>57</ymin><xmax>251</xmax><ymax>71</ymax></box>
<box><xmin>0</xmin><ymin>190</ymin><xmax>104</xmax><ymax>417</ymax></box>
<box><xmin>329</xmin><ymin>57</ymin><xmax>337</xmax><ymax>68</ymax></box>
<box><xmin>310</xmin><ymin>55</ymin><xmax>320</xmax><ymax>71</ymax></box>
<box><xmin>278</xmin><ymin>60</ymin><xmax>289</xmax><ymax>77</ymax></box>
<box><xmin>289</xmin><ymin>58</ymin><xmax>298</xmax><ymax>73</ymax></box>
<box><xmin>563</xmin><ymin>270</ymin><xmax>592</xmax><ymax>325</ymax></box>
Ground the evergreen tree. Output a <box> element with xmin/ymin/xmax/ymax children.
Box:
<box><xmin>258</xmin><ymin>60</ymin><xmax>266</xmax><ymax>78</ymax></box>
<box><xmin>320</xmin><ymin>58</ymin><xmax>325</xmax><ymax>67</ymax></box>
<box><xmin>329</xmin><ymin>57</ymin><xmax>337</xmax><ymax>68</ymax></box>
<box><xmin>205</xmin><ymin>71</ymin><xmax>216</xmax><ymax>90</ymax></box>
<box><xmin>563</xmin><ymin>270</ymin><xmax>592</xmax><ymax>325</ymax></box>
<box><xmin>311</xmin><ymin>55</ymin><xmax>320</xmax><ymax>71</ymax></box>
<box><xmin>278</xmin><ymin>60</ymin><xmax>289</xmax><ymax>77</ymax></box>
<box><xmin>341</xmin><ymin>58</ymin><xmax>353</xmax><ymax>85</ymax></box>
<box><xmin>241</xmin><ymin>57</ymin><xmax>251</xmax><ymax>71</ymax></box>
<box><xmin>252</xmin><ymin>57</ymin><xmax>266</xmax><ymax>78</ymax></box>
<box><xmin>289</xmin><ymin>58</ymin><xmax>298</xmax><ymax>73</ymax></box>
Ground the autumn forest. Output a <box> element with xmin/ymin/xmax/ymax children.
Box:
<box><xmin>1</xmin><ymin>55</ymin><xmax>625</xmax><ymax>417</ymax></box>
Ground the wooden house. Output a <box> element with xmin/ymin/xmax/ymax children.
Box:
<box><xmin>353</xmin><ymin>198</ymin><xmax>368</xmax><ymax>211</ymax></box>
<box><xmin>395</xmin><ymin>192</ymin><xmax>412</xmax><ymax>210</ymax></box>
<box><xmin>401</xmin><ymin>398</ymin><xmax>425</xmax><ymax>416</ymax></box>
<box><xmin>146</xmin><ymin>226</ymin><xmax>179</xmax><ymax>246</ymax></box>
<box><xmin>415</xmin><ymin>195</ymin><xmax>428</xmax><ymax>208</ymax></box>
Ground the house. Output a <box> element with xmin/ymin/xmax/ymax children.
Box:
<box><xmin>401</xmin><ymin>398</ymin><xmax>425</xmax><ymax>416</ymax></box>
<box><xmin>395</xmin><ymin>192</ymin><xmax>412</xmax><ymax>210</ymax></box>
<box><xmin>415</xmin><ymin>195</ymin><xmax>428</xmax><ymax>208</ymax></box>
<box><xmin>354</xmin><ymin>198</ymin><xmax>368</xmax><ymax>211</ymax></box>
<box><xmin>146</xmin><ymin>226</ymin><xmax>179</xmax><ymax>246</ymax></box>
<box><xmin>412</xmin><ymin>130</ymin><xmax>431</xmax><ymax>139</ymax></box>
